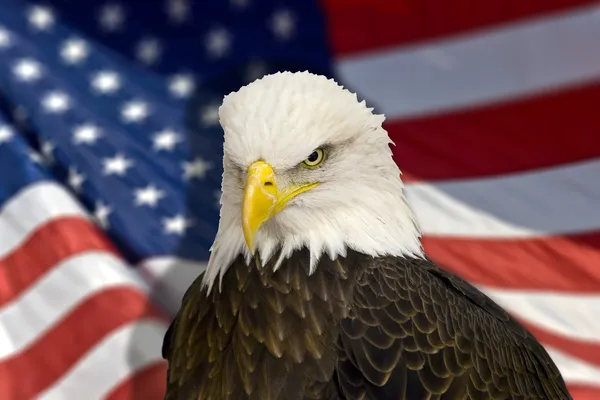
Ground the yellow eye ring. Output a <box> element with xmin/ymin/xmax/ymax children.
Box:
<box><xmin>301</xmin><ymin>148</ymin><xmax>325</xmax><ymax>168</ymax></box>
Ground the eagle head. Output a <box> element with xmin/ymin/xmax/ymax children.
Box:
<box><xmin>203</xmin><ymin>71</ymin><xmax>423</xmax><ymax>291</ymax></box>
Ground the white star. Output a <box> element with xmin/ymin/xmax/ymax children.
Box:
<box><xmin>68</xmin><ymin>167</ymin><xmax>85</xmax><ymax>192</ymax></box>
<box><xmin>182</xmin><ymin>157</ymin><xmax>213</xmax><ymax>180</ymax></box>
<box><xmin>42</xmin><ymin>91</ymin><xmax>71</xmax><ymax>113</ymax></box>
<box><xmin>28</xmin><ymin>5</ymin><xmax>55</xmax><ymax>31</ymax></box>
<box><xmin>163</xmin><ymin>214</ymin><xmax>193</xmax><ymax>235</ymax></box>
<box><xmin>167</xmin><ymin>0</ymin><xmax>189</xmax><ymax>23</ymax></box>
<box><xmin>73</xmin><ymin>123</ymin><xmax>102</xmax><ymax>145</ymax></box>
<box><xmin>200</xmin><ymin>104</ymin><xmax>219</xmax><ymax>126</ymax></box>
<box><xmin>205</xmin><ymin>28</ymin><xmax>231</xmax><ymax>58</ymax></box>
<box><xmin>93</xmin><ymin>201</ymin><xmax>112</xmax><ymax>229</ymax></box>
<box><xmin>91</xmin><ymin>70</ymin><xmax>121</xmax><ymax>94</ymax></box>
<box><xmin>136</xmin><ymin>37</ymin><xmax>162</xmax><ymax>65</ymax></box>
<box><xmin>0</xmin><ymin>126</ymin><xmax>14</xmax><ymax>144</ymax></box>
<box><xmin>13</xmin><ymin>59</ymin><xmax>43</xmax><ymax>82</ymax></box>
<box><xmin>98</xmin><ymin>3</ymin><xmax>125</xmax><ymax>32</ymax></box>
<box><xmin>230</xmin><ymin>0</ymin><xmax>250</xmax><ymax>9</ymax></box>
<box><xmin>60</xmin><ymin>38</ymin><xmax>89</xmax><ymax>64</ymax></box>
<box><xmin>134</xmin><ymin>184</ymin><xmax>166</xmax><ymax>207</ymax></box>
<box><xmin>152</xmin><ymin>129</ymin><xmax>182</xmax><ymax>151</ymax></box>
<box><xmin>270</xmin><ymin>10</ymin><xmax>295</xmax><ymax>40</ymax></box>
<box><xmin>168</xmin><ymin>73</ymin><xmax>195</xmax><ymax>98</ymax></box>
<box><xmin>40</xmin><ymin>140</ymin><xmax>55</xmax><ymax>163</ymax></box>
<box><xmin>103</xmin><ymin>153</ymin><xmax>134</xmax><ymax>176</ymax></box>
<box><xmin>121</xmin><ymin>100</ymin><xmax>149</xmax><ymax>123</ymax></box>
<box><xmin>28</xmin><ymin>150</ymin><xmax>44</xmax><ymax>164</ymax></box>
<box><xmin>0</xmin><ymin>27</ymin><xmax>12</xmax><ymax>48</ymax></box>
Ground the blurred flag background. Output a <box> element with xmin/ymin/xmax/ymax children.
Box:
<box><xmin>0</xmin><ymin>0</ymin><xmax>598</xmax><ymax>398</ymax></box>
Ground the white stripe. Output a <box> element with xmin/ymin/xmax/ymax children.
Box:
<box><xmin>546</xmin><ymin>346</ymin><xmax>600</xmax><ymax>387</ymax></box>
<box><xmin>0</xmin><ymin>252</ymin><xmax>149</xmax><ymax>359</ymax></box>
<box><xmin>139</xmin><ymin>257</ymin><xmax>206</xmax><ymax>315</ymax></box>
<box><xmin>36</xmin><ymin>320</ymin><xmax>168</xmax><ymax>400</ymax></box>
<box><xmin>336</xmin><ymin>4</ymin><xmax>600</xmax><ymax>119</ymax></box>
<box><xmin>406</xmin><ymin>158</ymin><xmax>600</xmax><ymax>237</ymax></box>
<box><xmin>0</xmin><ymin>181</ymin><xmax>88</xmax><ymax>258</ymax></box>
<box><xmin>482</xmin><ymin>287</ymin><xmax>600</xmax><ymax>343</ymax></box>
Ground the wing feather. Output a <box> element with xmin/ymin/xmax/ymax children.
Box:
<box><xmin>335</xmin><ymin>256</ymin><xmax>572</xmax><ymax>400</ymax></box>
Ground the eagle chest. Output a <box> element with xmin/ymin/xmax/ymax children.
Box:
<box><xmin>204</xmin><ymin>254</ymin><xmax>361</xmax><ymax>399</ymax></box>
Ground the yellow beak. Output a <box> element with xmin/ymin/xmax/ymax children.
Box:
<box><xmin>242</xmin><ymin>161</ymin><xmax>319</xmax><ymax>254</ymax></box>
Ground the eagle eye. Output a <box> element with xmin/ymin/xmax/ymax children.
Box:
<box><xmin>301</xmin><ymin>148</ymin><xmax>325</xmax><ymax>168</ymax></box>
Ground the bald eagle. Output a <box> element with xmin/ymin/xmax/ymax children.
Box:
<box><xmin>162</xmin><ymin>71</ymin><xmax>571</xmax><ymax>400</ymax></box>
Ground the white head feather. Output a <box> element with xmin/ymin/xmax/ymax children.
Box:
<box><xmin>202</xmin><ymin>71</ymin><xmax>423</xmax><ymax>292</ymax></box>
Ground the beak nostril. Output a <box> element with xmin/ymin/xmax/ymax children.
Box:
<box><xmin>264</xmin><ymin>181</ymin><xmax>274</xmax><ymax>187</ymax></box>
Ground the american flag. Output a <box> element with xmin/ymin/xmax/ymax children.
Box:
<box><xmin>0</xmin><ymin>0</ymin><xmax>598</xmax><ymax>398</ymax></box>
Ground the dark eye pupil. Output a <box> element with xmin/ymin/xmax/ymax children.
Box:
<box><xmin>307</xmin><ymin>151</ymin><xmax>319</xmax><ymax>162</ymax></box>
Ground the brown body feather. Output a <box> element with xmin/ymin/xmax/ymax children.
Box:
<box><xmin>162</xmin><ymin>249</ymin><xmax>571</xmax><ymax>400</ymax></box>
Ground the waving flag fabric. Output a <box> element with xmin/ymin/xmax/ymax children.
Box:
<box><xmin>0</xmin><ymin>0</ymin><xmax>598</xmax><ymax>399</ymax></box>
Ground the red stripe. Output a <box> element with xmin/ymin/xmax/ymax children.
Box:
<box><xmin>0</xmin><ymin>217</ymin><xmax>118</xmax><ymax>307</ymax></box>
<box><xmin>0</xmin><ymin>288</ymin><xmax>167</xmax><ymax>400</ymax></box>
<box><xmin>520</xmin><ymin>320</ymin><xmax>600</xmax><ymax>369</ymax></box>
<box><xmin>387</xmin><ymin>81</ymin><xmax>600</xmax><ymax>182</ymax></box>
<box><xmin>422</xmin><ymin>231</ymin><xmax>600</xmax><ymax>292</ymax></box>
<box><xmin>568</xmin><ymin>385</ymin><xmax>600</xmax><ymax>400</ymax></box>
<box><xmin>106</xmin><ymin>361</ymin><xmax>167</xmax><ymax>400</ymax></box>
<box><xmin>321</xmin><ymin>0</ymin><xmax>596</xmax><ymax>56</ymax></box>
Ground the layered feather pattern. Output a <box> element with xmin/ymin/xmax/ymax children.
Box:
<box><xmin>163</xmin><ymin>250</ymin><xmax>571</xmax><ymax>400</ymax></box>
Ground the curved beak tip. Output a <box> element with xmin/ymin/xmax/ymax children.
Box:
<box><xmin>243</xmin><ymin>228</ymin><xmax>255</xmax><ymax>254</ymax></box>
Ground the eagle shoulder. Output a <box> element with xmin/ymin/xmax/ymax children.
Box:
<box><xmin>335</xmin><ymin>255</ymin><xmax>572</xmax><ymax>400</ymax></box>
